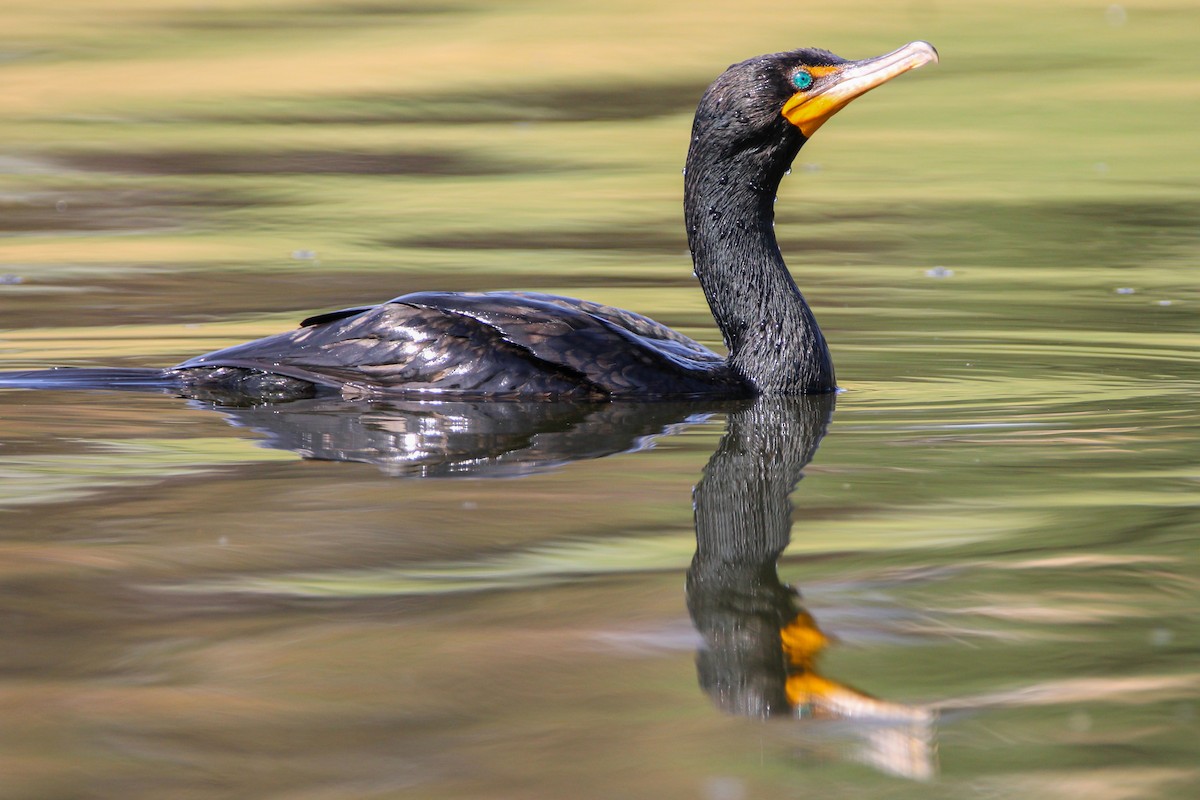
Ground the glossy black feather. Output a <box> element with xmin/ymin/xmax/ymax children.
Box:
<box><xmin>176</xmin><ymin>291</ymin><xmax>740</xmax><ymax>399</ymax></box>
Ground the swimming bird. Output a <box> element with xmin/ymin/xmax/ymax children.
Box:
<box><xmin>1</xmin><ymin>42</ymin><xmax>937</xmax><ymax>403</ymax></box>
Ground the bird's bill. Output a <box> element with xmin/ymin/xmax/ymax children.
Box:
<box><xmin>782</xmin><ymin>41</ymin><xmax>938</xmax><ymax>137</ymax></box>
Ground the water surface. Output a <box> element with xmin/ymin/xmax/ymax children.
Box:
<box><xmin>1</xmin><ymin>1</ymin><xmax>1198</xmax><ymax>798</ymax></box>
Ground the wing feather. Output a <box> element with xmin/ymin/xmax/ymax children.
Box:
<box><xmin>176</xmin><ymin>291</ymin><xmax>740</xmax><ymax>398</ymax></box>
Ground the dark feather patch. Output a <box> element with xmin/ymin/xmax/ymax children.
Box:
<box><xmin>176</xmin><ymin>291</ymin><xmax>747</xmax><ymax>399</ymax></box>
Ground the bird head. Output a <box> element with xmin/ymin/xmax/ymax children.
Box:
<box><xmin>691</xmin><ymin>41</ymin><xmax>939</xmax><ymax>159</ymax></box>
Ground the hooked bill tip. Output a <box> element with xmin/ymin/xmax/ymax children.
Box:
<box><xmin>908</xmin><ymin>40</ymin><xmax>939</xmax><ymax>65</ymax></box>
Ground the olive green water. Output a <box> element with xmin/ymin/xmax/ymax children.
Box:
<box><xmin>1</xmin><ymin>1</ymin><xmax>1198</xmax><ymax>798</ymax></box>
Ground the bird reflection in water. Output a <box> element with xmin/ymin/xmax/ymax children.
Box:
<box><xmin>687</xmin><ymin>396</ymin><xmax>936</xmax><ymax>780</ymax></box>
<box><xmin>192</xmin><ymin>394</ymin><xmax>936</xmax><ymax>778</ymax></box>
<box><xmin>206</xmin><ymin>396</ymin><xmax>726</xmax><ymax>478</ymax></box>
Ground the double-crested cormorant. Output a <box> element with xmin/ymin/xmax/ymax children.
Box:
<box><xmin>1</xmin><ymin>43</ymin><xmax>936</xmax><ymax>402</ymax></box>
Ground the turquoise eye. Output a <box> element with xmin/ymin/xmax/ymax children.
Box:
<box><xmin>792</xmin><ymin>71</ymin><xmax>814</xmax><ymax>90</ymax></box>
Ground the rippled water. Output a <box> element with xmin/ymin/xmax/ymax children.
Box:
<box><xmin>2</xmin><ymin>1</ymin><xmax>1198</xmax><ymax>798</ymax></box>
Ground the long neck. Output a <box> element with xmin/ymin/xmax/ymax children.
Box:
<box><xmin>684</xmin><ymin>129</ymin><xmax>835</xmax><ymax>394</ymax></box>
